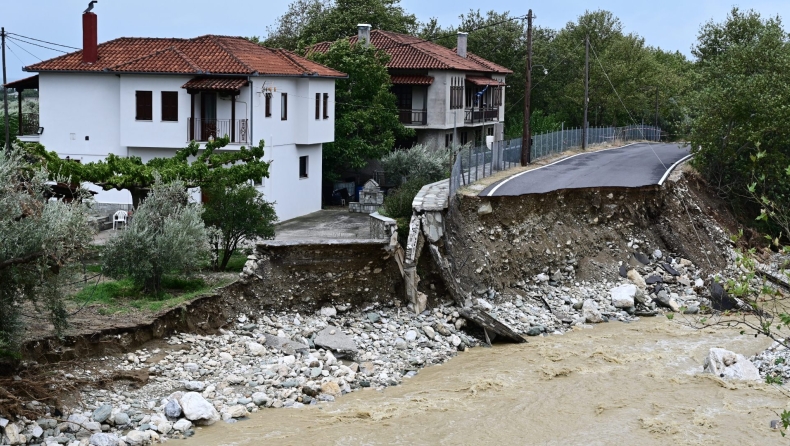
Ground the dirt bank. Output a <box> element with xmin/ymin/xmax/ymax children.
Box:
<box><xmin>443</xmin><ymin>167</ymin><xmax>736</xmax><ymax>295</ymax></box>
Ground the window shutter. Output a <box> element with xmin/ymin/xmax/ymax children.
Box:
<box><xmin>265</xmin><ymin>93</ymin><xmax>272</xmax><ymax>117</ymax></box>
<box><xmin>136</xmin><ymin>91</ymin><xmax>152</xmax><ymax>120</ymax></box>
<box><xmin>323</xmin><ymin>93</ymin><xmax>329</xmax><ymax>119</ymax></box>
<box><xmin>315</xmin><ymin>93</ymin><xmax>320</xmax><ymax>120</ymax></box>
<box><xmin>281</xmin><ymin>93</ymin><xmax>288</xmax><ymax>120</ymax></box>
<box><xmin>161</xmin><ymin>91</ymin><xmax>178</xmax><ymax>121</ymax></box>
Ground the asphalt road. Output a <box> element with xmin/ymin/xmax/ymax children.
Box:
<box><xmin>481</xmin><ymin>143</ymin><xmax>691</xmax><ymax>197</ymax></box>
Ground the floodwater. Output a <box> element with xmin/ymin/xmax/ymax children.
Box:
<box><xmin>185</xmin><ymin>318</ymin><xmax>787</xmax><ymax>445</ymax></box>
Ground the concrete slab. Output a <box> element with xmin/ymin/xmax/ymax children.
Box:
<box><xmin>273</xmin><ymin>209</ymin><xmax>373</xmax><ymax>241</ymax></box>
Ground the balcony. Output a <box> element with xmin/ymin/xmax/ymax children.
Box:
<box><xmin>188</xmin><ymin>118</ymin><xmax>248</xmax><ymax>144</ymax></box>
<box><xmin>464</xmin><ymin>107</ymin><xmax>499</xmax><ymax>124</ymax></box>
<box><xmin>398</xmin><ymin>109</ymin><xmax>427</xmax><ymax>126</ymax></box>
<box><xmin>19</xmin><ymin>113</ymin><xmax>39</xmax><ymax>136</ymax></box>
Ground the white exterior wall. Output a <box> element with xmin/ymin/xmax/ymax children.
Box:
<box><xmin>33</xmin><ymin>71</ymin><xmax>335</xmax><ymax>221</ymax></box>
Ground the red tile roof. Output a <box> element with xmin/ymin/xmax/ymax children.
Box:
<box><xmin>465</xmin><ymin>76</ymin><xmax>506</xmax><ymax>86</ymax></box>
<box><xmin>310</xmin><ymin>30</ymin><xmax>512</xmax><ymax>74</ymax></box>
<box><xmin>182</xmin><ymin>77</ymin><xmax>249</xmax><ymax>91</ymax></box>
<box><xmin>24</xmin><ymin>35</ymin><xmax>346</xmax><ymax>78</ymax></box>
<box><xmin>390</xmin><ymin>75</ymin><xmax>434</xmax><ymax>85</ymax></box>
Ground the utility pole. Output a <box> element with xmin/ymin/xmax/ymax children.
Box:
<box><xmin>582</xmin><ymin>34</ymin><xmax>589</xmax><ymax>150</ymax></box>
<box><xmin>2</xmin><ymin>27</ymin><xmax>9</xmax><ymax>151</ymax></box>
<box><xmin>520</xmin><ymin>9</ymin><xmax>533</xmax><ymax>166</ymax></box>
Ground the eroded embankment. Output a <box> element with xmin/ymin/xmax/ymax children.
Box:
<box><xmin>443</xmin><ymin>169</ymin><xmax>734</xmax><ymax>296</ymax></box>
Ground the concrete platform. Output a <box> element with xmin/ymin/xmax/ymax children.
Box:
<box><xmin>273</xmin><ymin>209</ymin><xmax>373</xmax><ymax>241</ymax></box>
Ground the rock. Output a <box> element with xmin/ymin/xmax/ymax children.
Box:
<box><xmin>251</xmin><ymin>392</ymin><xmax>269</xmax><ymax>406</ymax></box>
<box><xmin>618</xmin><ymin>264</ymin><xmax>628</xmax><ymax>278</ymax></box>
<box><xmin>219</xmin><ymin>352</ymin><xmax>233</xmax><ymax>362</ymax></box>
<box><xmin>678</xmin><ymin>276</ymin><xmax>691</xmax><ymax>287</ymax></box>
<box><xmin>652</xmin><ymin>249</ymin><xmax>663</xmax><ymax>260</ymax></box>
<box><xmin>450</xmin><ymin>335</ymin><xmax>462</xmax><ymax>347</ymax></box>
<box><xmin>422</xmin><ymin>326</ymin><xmax>436</xmax><ymax>339</ymax></box>
<box><xmin>366</xmin><ymin>312</ymin><xmax>381</xmax><ymax>323</ymax></box>
<box><xmin>225</xmin><ymin>374</ymin><xmax>246</xmax><ymax>385</ymax></box>
<box><xmin>626</xmin><ymin>269</ymin><xmax>647</xmax><ymax>289</ymax></box>
<box><xmin>703</xmin><ymin>348</ymin><xmax>761</xmax><ymax>381</ymax></box>
<box><xmin>0</xmin><ymin>418</ymin><xmax>7</xmax><ymax>428</ymax></box>
<box><xmin>710</xmin><ymin>281</ymin><xmax>738</xmax><ymax>311</ymax></box>
<box><xmin>394</xmin><ymin>338</ymin><xmax>407</xmax><ymax>350</ymax></box>
<box><xmin>67</xmin><ymin>414</ymin><xmax>89</xmax><ymax>432</ymax></box>
<box><xmin>633</xmin><ymin>252</ymin><xmax>650</xmax><ymax>265</ymax></box>
<box><xmin>414</xmin><ymin>292</ymin><xmax>428</xmax><ymax>314</ymax></box>
<box><xmin>536</xmin><ymin>273</ymin><xmax>550</xmax><ymax>283</ymax></box>
<box><xmin>246</xmin><ymin>341</ymin><xmax>266</xmax><ymax>356</ymax></box>
<box><xmin>184</xmin><ymin>381</ymin><xmax>205</xmax><ymax>391</ymax></box>
<box><xmin>404</xmin><ymin>330</ymin><xmax>418</xmax><ymax>342</ymax></box>
<box><xmin>321</xmin><ymin>381</ymin><xmax>341</xmax><ymax>396</ymax></box>
<box><xmin>476</xmin><ymin>298</ymin><xmax>493</xmax><ymax>311</ymax></box>
<box><xmin>29</xmin><ymin>424</ymin><xmax>43</xmax><ymax>438</ymax></box>
<box><xmin>92</xmin><ymin>404</ymin><xmax>113</xmax><ymax>423</ymax></box>
<box><xmin>226</xmin><ymin>405</ymin><xmax>248</xmax><ymax>419</ymax></box>
<box><xmin>582</xmin><ymin>299</ymin><xmax>603</xmax><ymax>324</ymax></box>
<box><xmin>320</xmin><ymin>306</ymin><xmax>337</xmax><ymax>317</ymax></box>
<box><xmin>184</xmin><ymin>363</ymin><xmax>199</xmax><ymax>373</ymax></box>
<box><xmin>4</xmin><ymin>423</ymin><xmax>23</xmax><ymax>445</ymax></box>
<box><xmin>164</xmin><ymin>399</ymin><xmax>182</xmax><ymax>418</ymax></box>
<box><xmin>180</xmin><ymin>392</ymin><xmax>220</xmax><ymax>425</ymax></box>
<box><xmin>85</xmin><ymin>421</ymin><xmax>102</xmax><ymax>432</ymax></box>
<box><xmin>526</xmin><ymin>327</ymin><xmax>542</xmax><ymax>336</ymax></box>
<box><xmin>314</xmin><ymin>327</ymin><xmax>358</xmax><ymax>353</ymax></box>
<box><xmin>694</xmin><ymin>278</ymin><xmax>704</xmax><ymax>288</ymax></box>
<box><xmin>261</xmin><ymin>333</ymin><xmax>309</xmax><ymax>355</ymax></box>
<box><xmin>645</xmin><ymin>275</ymin><xmax>663</xmax><ymax>285</ymax></box>
<box><xmin>610</xmin><ymin>284</ymin><xmax>637</xmax><ymax>309</ymax></box>
<box><xmin>90</xmin><ymin>433</ymin><xmax>120</xmax><ymax>446</ymax></box>
<box><xmin>661</xmin><ymin>263</ymin><xmax>680</xmax><ymax>276</ymax></box>
<box><xmin>157</xmin><ymin>421</ymin><xmax>172</xmax><ymax>435</ymax></box>
<box><xmin>172</xmin><ymin>419</ymin><xmax>192</xmax><ymax>433</ymax></box>
<box><xmin>654</xmin><ymin>291</ymin><xmax>672</xmax><ymax>309</ymax></box>
<box><xmin>477</xmin><ymin>202</ymin><xmax>493</xmax><ymax>215</ymax></box>
<box><xmin>113</xmin><ymin>413</ymin><xmax>130</xmax><ymax>426</ymax></box>
<box><xmin>124</xmin><ymin>430</ymin><xmax>149</xmax><ymax>446</ymax></box>
<box><xmin>683</xmin><ymin>305</ymin><xmax>699</xmax><ymax>315</ymax></box>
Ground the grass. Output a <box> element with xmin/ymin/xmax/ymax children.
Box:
<box><xmin>72</xmin><ymin>276</ymin><xmax>233</xmax><ymax>315</ymax></box>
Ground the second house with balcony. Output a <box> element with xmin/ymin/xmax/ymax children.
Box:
<box><xmin>312</xmin><ymin>25</ymin><xmax>513</xmax><ymax>150</ymax></box>
<box><xmin>8</xmin><ymin>10</ymin><xmax>346</xmax><ymax>222</ymax></box>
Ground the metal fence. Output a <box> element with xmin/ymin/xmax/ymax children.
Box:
<box><xmin>449</xmin><ymin>124</ymin><xmax>661</xmax><ymax>195</ymax></box>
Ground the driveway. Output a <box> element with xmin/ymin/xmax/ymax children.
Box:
<box><xmin>481</xmin><ymin>143</ymin><xmax>691</xmax><ymax>197</ymax></box>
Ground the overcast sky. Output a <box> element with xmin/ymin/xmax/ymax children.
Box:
<box><xmin>3</xmin><ymin>0</ymin><xmax>790</xmax><ymax>82</ymax></box>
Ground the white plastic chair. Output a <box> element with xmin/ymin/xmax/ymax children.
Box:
<box><xmin>112</xmin><ymin>210</ymin><xmax>128</xmax><ymax>230</ymax></box>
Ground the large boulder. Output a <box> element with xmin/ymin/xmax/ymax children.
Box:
<box><xmin>164</xmin><ymin>399</ymin><xmax>182</xmax><ymax>418</ymax></box>
<box><xmin>124</xmin><ymin>430</ymin><xmax>149</xmax><ymax>446</ymax></box>
<box><xmin>90</xmin><ymin>433</ymin><xmax>120</xmax><ymax>446</ymax></box>
<box><xmin>703</xmin><ymin>348</ymin><xmax>761</xmax><ymax>381</ymax></box>
<box><xmin>314</xmin><ymin>327</ymin><xmax>358</xmax><ymax>354</ymax></box>
<box><xmin>610</xmin><ymin>284</ymin><xmax>637</xmax><ymax>309</ymax></box>
<box><xmin>626</xmin><ymin>269</ymin><xmax>647</xmax><ymax>289</ymax></box>
<box><xmin>582</xmin><ymin>299</ymin><xmax>603</xmax><ymax>324</ymax></box>
<box><xmin>180</xmin><ymin>392</ymin><xmax>220</xmax><ymax>425</ymax></box>
<box><xmin>92</xmin><ymin>404</ymin><xmax>113</xmax><ymax>423</ymax></box>
<box><xmin>261</xmin><ymin>333</ymin><xmax>309</xmax><ymax>355</ymax></box>
<box><xmin>4</xmin><ymin>423</ymin><xmax>24</xmax><ymax>445</ymax></box>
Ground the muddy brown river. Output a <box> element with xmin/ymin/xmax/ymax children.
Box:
<box><xmin>184</xmin><ymin>318</ymin><xmax>786</xmax><ymax>445</ymax></box>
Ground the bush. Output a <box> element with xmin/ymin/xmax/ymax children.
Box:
<box><xmin>0</xmin><ymin>146</ymin><xmax>93</xmax><ymax>354</ymax></box>
<box><xmin>102</xmin><ymin>176</ymin><xmax>208</xmax><ymax>293</ymax></box>
<box><xmin>380</xmin><ymin>144</ymin><xmax>451</xmax><ymax>187</ymax></box>
<box><xmin>202</xmin><ymin>183</ymin><xmax>277</xmax><ymax>271</ymax></box>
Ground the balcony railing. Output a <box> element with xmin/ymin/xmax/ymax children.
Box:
<box><xmin>19</xmin><ymin>113</ymin><xmax>39</xmax><ymax>136</ymax></box>
<box><xmin>188</xmin><ymin>118</ymin><xmax>248</xmax><ymax>144</ymax></box>
<box><xmin>464</xmin><ymin>107</ymin><xmax>499</xmax><ymax>124</ymax></box>
<box><xmin>398</xmin><ymin>109</ymin><xmax>427</xmax><ymax>125</ymax></box>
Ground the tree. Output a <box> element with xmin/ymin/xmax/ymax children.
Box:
<box><xmin>102</xmin><ymin>176</ymin><xmax>209</xmax><ymax>293</ymax></box>
<box><xmin>24</xmin><ymin>137</ymin><xmax>271</xmax><ymax>208</ymax></box>
<box><xmin>308</xmin><ymin>39</ymin><xmax>413</xmax><ymax>181</ymax></box>
<box><xmin>202</xmin><ymin>183</ymin><xmax>277</xmax><ymax>271</ymax></box>
<box><xmin>687</xmin><ymin>8</ymin><xmax>790</xmax><ymax>232</ymax></box>
<box><xmin>264</xmin><ymin>0</ymin><xmax>418</xmax><ymax>51</ymax></box>
<box><xmin>0</xmin><ymin>146</ymin><xmax>94</xmax><ymax>355</ymax></box>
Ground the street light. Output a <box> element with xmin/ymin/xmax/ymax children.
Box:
<box><xmin>531</xmin><ymin>64</ymin><xmax>549</xmax><ymax>75</ymax></box>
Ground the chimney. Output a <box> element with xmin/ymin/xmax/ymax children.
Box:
<box><xmin>357</xmin><ymin>24</ymin><xmax>371</xmax><ymax>47</ymax></box>
<box><xmin>457</xmin><ymin>32</ymin><xmax>468</xmax><ymax>58</ymax></box>
<box><xmin>82</xmin><ymin>12</ymin><xmax>98</xmax><ymax>64</ymax></box>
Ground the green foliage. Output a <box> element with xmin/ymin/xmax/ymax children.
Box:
<box><xmin>202</xmin><ymin>183</ymin><xmax>277</xmax><ymax>271</ymax></box>
<box><xmin>0</xmin><ymin>113</ymin><xmax>19</xmax><ymax>139</ymax></box>
<box><xmin>73</xmin><ymin>277</ymin><xmax>221</xmax><ymax>314</ymax></box>
<box><xmin>381</xmin><ymin>178</ymin><xmax>424</xmax><ymax>221</ymax></box>
<box><xmin>23</xmin><ymin>136</ymin><xmax>271</xmax><ymax>208</ymax></box>
<box><xmin>102</xmin><ymin>177</ymin><xmax>209</xmax><ymax>293</ymax></box>
<box><xmin>380</xmin><ymin>144</ymin><xmax>451</xmax><ymax>187</ymax></box>
<box><xmin>308</xmin><ymin>39</ymin><xmax>413</xmax><ymax>181</ymax></box>
<box><xmin>0</xmin><ymin>147</ymin><xmax>94</xmax><ymax>354</ymax></box>
<box><xmin>688</xmin><ymin>8</ymin><xmax>790</xmax><ymax>233</ymax></box>
<box><xmin>264</xmin><ymin>0</ymin><xmax>417</xmax><ymax>50</ymax></box>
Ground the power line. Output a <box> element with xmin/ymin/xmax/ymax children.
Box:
<box><xmin>7</xmin><ymin>36</ymin><xmax>68</xmax><ymax>54</ymax></box>
<box><xmin>7</xmin><ymin>32</ymin><xmax>79</xmax><ymax>50</ymax></box>
<box><xmin>4</xmin><ymin>42</ymin><xmax>26</xmax><ymax>66</ymax></box>
<box><xmin>6</xmin><ymin>38</ymin><xmax>42</xmax><ymax>61</ymax></box>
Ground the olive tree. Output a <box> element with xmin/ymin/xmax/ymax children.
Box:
<box><xmin>0</xmin><ymin>147</ymin><xmax>93</xmax><ymax>355</ymax></box>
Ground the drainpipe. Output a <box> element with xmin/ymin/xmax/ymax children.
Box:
<box><xmin>248</xmin><ymin>78</ymin><xmax>253</xmax><ymax>146</ymax></box>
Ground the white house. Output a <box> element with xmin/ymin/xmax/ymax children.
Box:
<box><xmin>6</xmin><ymin>10</ymin><xmax>346</xmax><ymax>222</ymax></box>
<box><xmin>312</xmin><ymin>26</ymin><xmax>512</xmax><ymax>150</ymax></box>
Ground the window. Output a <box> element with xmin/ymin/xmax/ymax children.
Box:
<box><xmin>299</xmin><ymin>156</ymin><xmax>308</xmax><ymax>178</ymax></box>
<box><xmin>445</xmin><ymin>132</ymin><xmax>453</xmax><ymax>148</ymax></box>
<box><xmin>460</xmin><ymin>131</ymin><xmax>468</xmax><ymax>145</ymax></box>
<box><xmin>135</xmin><ymin>91</ymin><xmax>152</xmax><ymax>120</ymax></box>
<box><xmin>265</xmin><ymin>93</ymin><xmax>272</xmax><ymax>117</ymax></box>
<box><xmin>487</xmin><ymin>127</ymin><xmax>494</xmax><ymax>136</ymax></box>
<box><xmin>492</xmin><ymin>86</ymin><xmax>503</xmax><ymax>107</ymax></box>
<box><xmin>315</xmin><ymin>93</ymin><xmax>321</xmax><ymax>120</ymax></box>
<box><xmin>281</xmin><ymin>93</ymin><xmax>288</xmax><ymax>120</ymax></box>
<box><xmin>323</xmin><ymin>93</ymin><xmax>329</xmax><ymax>119</ymax></box>
<box><xmin>450</xmin><ymin>77</ymin><xmax>464</xmax><ymax>110</ymax></box>
<box><xmin>161</xmin><ymin>91</ymin><xmax>178</xmax><ymax>121</ymax></box>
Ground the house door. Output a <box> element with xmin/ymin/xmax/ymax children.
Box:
<box><xmin>200</xmin><ymin>92</ymin><xmax>217</xmax><ymax>141</ymax></box>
